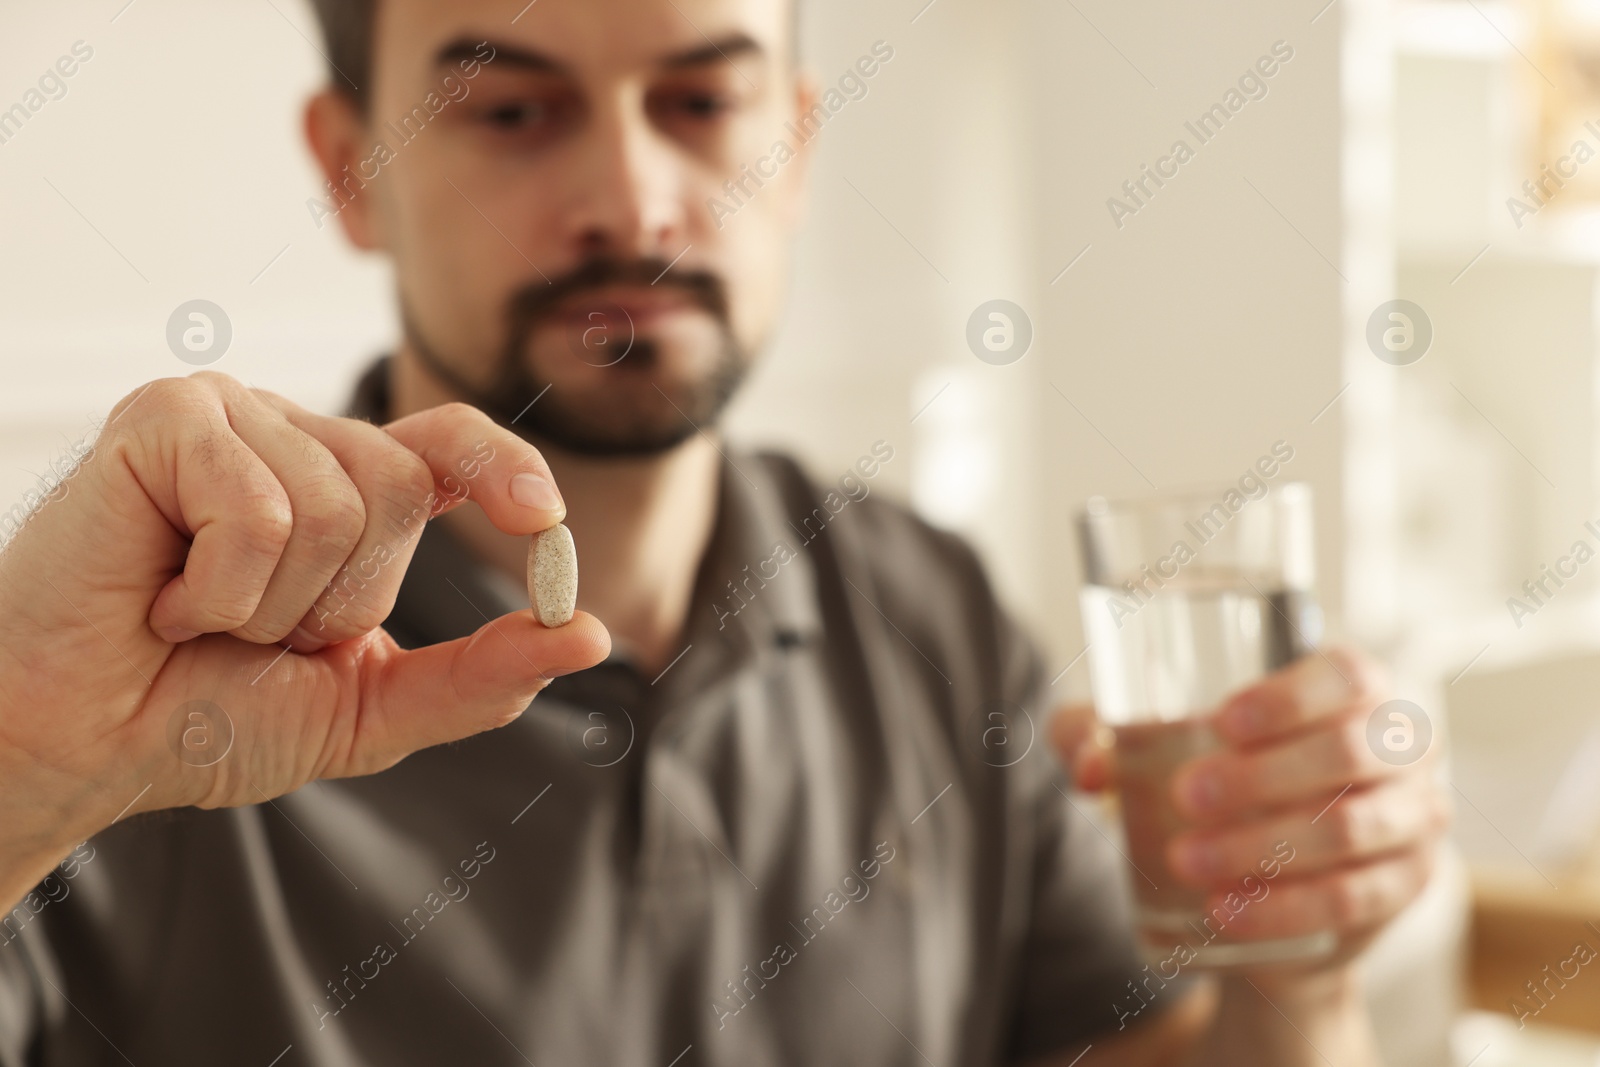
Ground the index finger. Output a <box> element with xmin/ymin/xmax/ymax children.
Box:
<box><xmin>1214</xmin><ymin>644</ymin><xmax>1388</xmax><ymax>745</ymax></box>
<box><xmin>381</xmin><ymin>402</ymin><xmax>566</xmax><ymax>536</ymax></box>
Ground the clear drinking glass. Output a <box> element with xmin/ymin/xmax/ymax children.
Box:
<box><xmin>1077</xmin><ymin>481</ymin><xmax>1336</xmax><ymax>969</ymax></box>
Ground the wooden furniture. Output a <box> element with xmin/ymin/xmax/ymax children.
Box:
<box><xmin>1469</xmin><ymin>873</ymin><xmax>1600</xmax><ymax>1034</ymax></box>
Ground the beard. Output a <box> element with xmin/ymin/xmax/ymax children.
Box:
<box><xmin>402</xmin><ymin>256</ymin><xmax>751</xmax><ymax>457</ymax></box>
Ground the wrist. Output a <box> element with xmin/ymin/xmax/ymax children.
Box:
<box><xmin>1226</xmin><ymin>959</ymin><xmax>1364</xmax><ymax>1013</ymax></box>
<box><xmin>1191</xmin><ymin>963</ymin><xmax>1376</xmax><ymax>1067</ymax></box>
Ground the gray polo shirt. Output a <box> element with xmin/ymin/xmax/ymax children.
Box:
<box><xmin>0</xmin><ymin>358</ymin><xmax>1150</xmax><ymax>1066</ymax></box>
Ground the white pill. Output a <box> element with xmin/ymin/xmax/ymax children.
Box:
<box><xmin>526</xmin><ymin>523</ymin><xmax>578</xmax><ymax>628</ymax></box>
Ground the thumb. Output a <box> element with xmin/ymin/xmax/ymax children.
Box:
<box><xmin>336</xmin><ymin>609</ymin><xmax>611</xmax><ymax>773</ymax></box>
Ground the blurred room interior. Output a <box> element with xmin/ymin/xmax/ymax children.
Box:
<box><xmin>7</xmin><ymin>0</ymin><xmax>1600</xmax><ymax>1063</ymax></box>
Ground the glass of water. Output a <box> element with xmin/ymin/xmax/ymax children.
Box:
<box><xmin>1077</xmin><ymin>481</ymin><xmax>1336</xmax><ymax>969</ymax></box>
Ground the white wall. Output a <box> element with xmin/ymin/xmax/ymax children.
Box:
<box><xmin>746</xmin><ymin>0</ymin><xmax>1351</xmax><ymax>683</ymax></box>
<box><xmin>0</xmin><ymin>1</ymin><xmax>392</xmax><ymax>482</ymax></box>
<box><xmin>1018</xmin><ymin>1</ymin><xmax>1346</xmax><ymax>680</ymax></box>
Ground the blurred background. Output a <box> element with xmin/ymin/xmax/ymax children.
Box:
<box><xmin>7</xmin><ymin>0</ymin><xmax>1600</xmax><ymax>1063</ymax></box>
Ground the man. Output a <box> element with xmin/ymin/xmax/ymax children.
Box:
<box><xmin>0</xmin><ymin>0</ymin><xmax>1445</xmax><ymax>1063</ymax></box>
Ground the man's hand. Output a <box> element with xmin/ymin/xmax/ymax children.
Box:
<box><xmin>1048</xmin><ymin>646</ymin><xmax>1449</xmax><ymax>1065</ymax></box>
<box><xmin>0</xmin><ymin>372</ymin><xmax>610</xmax><ymax>908</ymax></box>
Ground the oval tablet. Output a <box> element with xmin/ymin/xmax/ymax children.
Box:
<box><xmin>526</xmin><ymin>523</ymin><xmax>578</xmax><ymax>628</ymax></box>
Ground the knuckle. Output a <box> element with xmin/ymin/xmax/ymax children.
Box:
<box><xmin>313</xmin><ymin>575</ymin><xmax>393</xmax><ymax>636</ymax></box>
<box><xmin>107</xmin><ymin>380</ymin><xmax>226</xmax><ymax>460</ymax></box>
<box><xmin>1328</xmin><ymin>722</ymin><xmax>1372</xmax><ymax>778</ymax></box>
<box><xmin>247</xmin><ymin>385</ymin><xmax>292</xmax><ymax>411</ymax></box>
<box><xmin>175</xmin><ymin>423</ymin><xmax>234</xmax><ymax>483</ymax></box>
<box><xmin>294</xmin><ymin>480</ymin><xmax>367</xmax><ymax>554</ymax></box>
<box><xmin>1325</xmin><ymin>804</ymin><xmax>1364</xmax><ymax>853</ymax></box>
<box><xmin>429</xmin><ymin>401</ymin><xmax>495</xmax><ymax>443</ymax></box>
<box><xmin>1228</xmin><ymin>756</ymin><xmax>1270</xmax><ymax>809</ymax></box>
<box><xmin>328</xmin><ymin>600</ymin><xmax>391</xmax><ymax>637</ymax></box>
<box><xmin>186</xmin><ymin>369</ymin><xmax>241</xmax><ymax>391</ymax></box>
<box><xmin>237</xmin><ymin>491</ymin><xmax>296</xmax><ymax>556</ymax></box>
<box><xmin>1329</xmin><ymin>643</ymin><xmax>1389</xmax><ymax>706</ymax></box>
<box><xmin>132</xmin><ymin>377</ymin><xmax>210</xmax><ymax>424</ymax></box>
<box><xmin>1367</xmin><ymin>794</ymin><xmax>1407</xmax><ymax>847</ymax></box>
<box><xmin>377</xmin><ymin>449</ymin><xmax>436</xmax><ymax>509</ymax></box>
<box><xmin>1330</xmin><ymin>875</ymin><xmax>1366</xmax><ymax>927</ymax></box>
<box><xmin>110</xmin><ymin>378</ymin><xmax>161</xmax><ymax>413</ymax></box>
<box><xmin>436</xmin><ymin>400</ymin><xmax>488</xmax><ymax>426</ymax></box>
<box><xmin>105</xmin><ymin>380</ymin><xmax>162</xmax><ymax>425</ymax></box>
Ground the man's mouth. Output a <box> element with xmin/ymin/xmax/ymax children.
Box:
<box><xmin>552</xmin><ymin>286</ymin><xmax>703</xmax><ymax>328</ymax></box>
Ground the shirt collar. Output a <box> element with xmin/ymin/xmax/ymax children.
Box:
<box><xmin>689</xmin><ymin>447</ymin><xmax>823</xmax><ymax>652</ymax></box>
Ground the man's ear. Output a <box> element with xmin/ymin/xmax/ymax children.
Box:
<box><xmin>304</xmin><ymin>89</ymin><xmax>385</xmax><ymax>251</ymax></box>
<box><xmin>778</xmin><ymin>72</ymin><xmax>821</xmax><ymax>231</ymax></box>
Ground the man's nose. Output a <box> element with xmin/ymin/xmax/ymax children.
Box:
<box><xmin>561</xmin><ymin>100</ymin><xmax>689</xmax><ymax>261</ymax></box>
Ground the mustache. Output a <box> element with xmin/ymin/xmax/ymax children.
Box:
<box><xmin>506</xmin><ymin>256</ymin><xmax>730</xmax><ymax>328</ymax></box>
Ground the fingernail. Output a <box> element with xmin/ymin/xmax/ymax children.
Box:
<box><xmin>159</xmin><ymin>626</ymin><xmax>201</xmax><ymax>643</ymax></box>
<box><xmin>1174</xmin><ymin>840</ymin><xmax>1218</xmax><ymax>881</ymax></box>
<box><xmin>511</xmin><ymin>471</ymin><xmax>563</xmax><ymax>513</ymax></box>
<box><xmin>1182</xmin><ymin>770</ymin><xmax>1222</xmax><ymax>812</ymax></box>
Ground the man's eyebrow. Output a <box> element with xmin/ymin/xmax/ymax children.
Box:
<box><xmin>434</xmin><ymin>38</ymin><xmax>566</xmax><ymax>74</ymax></box>
<box><xmin>660</xmin><ymin>33</ymin><xmax>766</xmax><ymax>70</ymax></box>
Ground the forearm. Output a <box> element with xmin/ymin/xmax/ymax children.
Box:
<box><xmin>0</xmin><ymin>750</ymin><xmax>109</xmax><ymax>913</ymax></box>
<box><xmin>1181</xmin><ymin>968</ymin><xmax>1380</xmax><ymax>1067</ymax></box>
<box><xmin>0</xmin><ymin>809</ymin><xmax>84</xmax><ymax>915</ymax></box>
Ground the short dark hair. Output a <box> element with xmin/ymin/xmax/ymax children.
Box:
<box><xmin>306</xmin><ymin>0</ymin><xmax>798</xmax><ymax>108</ymax></box>
<box><xmin>306</xmin><ymin>0</ymin><xmax>374</xmax><ymax>100</ymax></box>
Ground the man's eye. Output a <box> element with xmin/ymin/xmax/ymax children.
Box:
<box><xmin>483</xmin><ymin>101</ymin><xmax>549</xmax><ymax>128</ymax></box>
<box><xmin>657</xmin><ymin>92</ymin><xmax>735</xmax><ymax>120</ymax></box>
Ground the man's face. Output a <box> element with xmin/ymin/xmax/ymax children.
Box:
<box><xmin>319</xmin><ymin>0</ymin><xmax>811</xmax><ymax>454</ymax></box>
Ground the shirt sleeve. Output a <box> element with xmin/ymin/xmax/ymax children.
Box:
<box><xmin>0</xmin><ymin>913</ymin><xmax>50</xmax><ymax>1066</ymax></box>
